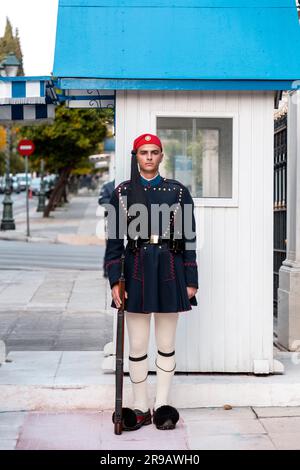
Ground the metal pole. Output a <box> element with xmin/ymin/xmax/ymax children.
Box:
<box><xmin>25</xmin><ymin>155</ymin><xmax>30</xmax><ymax>237</ymax></box>
<box><xmin>0</xmin><ymin>125</ymin><xmax>15</xmax><ymax>231</ymax></box>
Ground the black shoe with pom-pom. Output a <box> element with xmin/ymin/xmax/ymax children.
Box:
<box><xmin>152</xmin><ymin>405</ymin><xmax>179</xmax><ymax>430</ymax></box>
<box><xmin>112</xmin><ymin>407</ymin><xmax>152</xmax><ymax>431</ymax></box>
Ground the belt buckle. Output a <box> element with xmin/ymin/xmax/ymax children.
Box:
<box><xmin>150</xmin><ymin>234</ymin><xmax>159</xmax><ymax>244</ymax></box>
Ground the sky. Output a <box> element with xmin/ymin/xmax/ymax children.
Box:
<box><xmin>0</xmin><ymin>0</ymin><xmax>59</xmax><ymax>76</ymax></box>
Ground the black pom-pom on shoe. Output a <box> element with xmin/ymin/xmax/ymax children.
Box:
<box><xmin>112</xmin><ymin>407</ymin><xmax>152</xmax><ymax>431</ymax></box>
<box><xmin>152</xmin><ymin>405</ymin><xmax>179</xmax><ymax>430</ymax></box>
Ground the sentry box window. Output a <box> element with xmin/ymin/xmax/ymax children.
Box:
<box><xmin>157</xmin><ymin>116</ymin><xmax>233</xmax><ymax>200</ymax></box>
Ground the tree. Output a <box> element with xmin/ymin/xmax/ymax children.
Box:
<box><xmin>20</xmin><ymin>103</ymin><xmax>113</xmax><ymax>216</ymax></box>
<box><xmin>0</xmin><ymin>18</ymin><xmax>25</xmax><ymax>176</ymax></box>
<box><xmin>0</xmin><ymin>127</ymin><xmax>6</xmax><ymax>151</ymax></box>
<box><xmin>0</xmin><ymin>18</ymin><xmax>24</xmax><ymax>75</ymax></box>
<box><xmin>0</xmin><ymin>146</ymin><xmax>5</xmax><ymax>175</ymax></box>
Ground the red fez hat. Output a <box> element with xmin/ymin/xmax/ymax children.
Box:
<box><xmin>128</xmin><ymin>133</ymin><xmax>162</xmax><ymax>212</ymax></box>
<box><xmin>133</xmin><ymin>133</ymin><xmax>162</xmax><ymax>152</ymax></box>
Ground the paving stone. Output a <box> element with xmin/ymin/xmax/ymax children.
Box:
<box><xmin>0</xmin><ymin>411</ymin><xmax>27</xmax><ymax>426</ymax></box>
<box><xmin>187</xmin><ymin>433</ymin><xmax>275</xmax><ymax>450</ymax></box>
<box><xmin>184</xmin><ymin>418</ymin><xmax>266</xmax><ymax>436</ymax></box>
<box><xmin>268</xmin><ymin>432</ymin><xmax>300</xmax><ymax>450</ymax></box>
<box><xmin>181</xmin><ymin>407</ymin><xmax>256</xmax><ymax>421</ymax></box>
<box><xmin>253</xmin><ymin>406</ymin><xmax>300</xmax><ymax>418</ymax></box>
<box><xmin>259</xmin><ymin>417</ymin><xmax>300</xmax><ymax>434</ymax></box>
<box><xmin>0</xmin><ymin>351</ymin><xmax>61</xmax><ymax>385</ymax></box>
<box><xmin>0</xmin><ymin>440</ymin><xmax>16</xmax><ymax>450</ymax></box>
<box><xmin>16</xmin><ymin>411</ymin><xmax>189</xmax><ymax>450</ymax></box>
<box><xmin>0</xmin><ymin>425</ymin><xmax>21</xmax><ymax>440</ymax></box>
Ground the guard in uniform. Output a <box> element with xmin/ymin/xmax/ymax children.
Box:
<box><xmin>106</xmin><ymin>133</ymin><xmax>198</xmax><ymax>431</ymax></box>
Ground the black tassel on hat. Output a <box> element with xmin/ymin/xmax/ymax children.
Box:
<box><xmin>128</xmin><ymin>150</ymin><xmax>149</xmax><ymax>209</ymax></box>
<box><xmin>127</xmin><ymin>150</ymin><xmax>150</xmax><ymax>238</ymax></box>
<box><xmin>127</xmin><ymin>134</ymin><xmax>163</xmax><ymax>237</ymax></box>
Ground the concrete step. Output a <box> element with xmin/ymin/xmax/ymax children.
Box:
<box><xmin>0</xmin><ymin>351</ymin><xmax>299</xmax><ymax>411</ymax></box>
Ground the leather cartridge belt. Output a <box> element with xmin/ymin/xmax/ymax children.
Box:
<box><xmin>127</xmin><ymin>236</ymin><xmax>185</xmax><ymax>252</ymax></box>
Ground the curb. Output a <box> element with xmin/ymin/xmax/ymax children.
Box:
<box><xmin>0</xmin><ymin>233</ymin><xmax>54</xmax><ymax>244</ymax></box>
<box><xmin>2</xmin><ymin>379</ymin><xmax>300</xmax><ymax>412</ymax></box>
<box><xmin>0</xmin><ymin>233</ymin><xmax>105</xmax><ymax>246</ymax></box>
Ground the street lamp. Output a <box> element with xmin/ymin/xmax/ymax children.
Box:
<box><xmin>0</xmin><ymin>52</ymin><xmax>20</xmax><ymax>77</ymax></box>
<box><xmin>37</xmin><ymin>158</ymin><xmax>46</xmax><ymax>213</ymax></box>
<box><xmin>0</xmin><ymin>52</ymin><xmax>20</xmax><ymax>231</ymax></box>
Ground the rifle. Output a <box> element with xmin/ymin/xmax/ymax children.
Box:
<box><xmin>114</xmin><ymin>253</ymin><xmax>126</xmax><ymax>435</ymax></box>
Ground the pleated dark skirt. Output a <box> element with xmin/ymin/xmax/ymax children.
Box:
<box><xmin>110</xmin><ymin>243</ymin><xmax>197</xmax><ymax>313</ymax></box>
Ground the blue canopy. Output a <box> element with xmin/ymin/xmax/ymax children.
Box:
<box><xmin>53</xmin><ymin>0</ymin><xmax>300</xmax><ymax>90</ymax></box>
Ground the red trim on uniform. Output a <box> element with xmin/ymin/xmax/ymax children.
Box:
<box><xmin>141</xmin><ymin>247</ymin><xmax>145</xmax><ymax>311</ymax></box>
<box><xmin>132</xmin><ymin>249</ymin><xmax>142</xmax><ymax>281</ymax></box>
<box><xmin>164</xmin><ymin>251</ymin><xmax>176</xmax><ymax>282</ymax></box>
<box><xmin>105</xmin><ymin>258</ymin><xmax>121</xmax><ymax>269</ymax></box>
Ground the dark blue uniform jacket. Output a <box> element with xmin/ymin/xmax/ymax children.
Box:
<box><xmin>104</xmin><ymin>174</ymin><xmax>199</xmax><ymax>313</ymax></box>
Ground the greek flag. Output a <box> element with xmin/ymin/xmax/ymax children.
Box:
<box><xmin>0</xmin><ymin>77</ymin><xmax>56</xmax><ymax>124</ymax></box>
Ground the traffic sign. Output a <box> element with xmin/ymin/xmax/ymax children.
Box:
<box><xmin>17</xmin><ymin>139</ymin><xmax>35</xmax><ymax>156</ymax></box>
<box><xmin>17</xmin><ymin>139</ymin><xmax>34</xmax><ymax>237</ymax></box>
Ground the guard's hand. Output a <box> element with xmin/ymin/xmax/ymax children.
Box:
<box><xmin>187</xmin><ymin>286</ymin><xmax>198</xmax><ymax>299</ymax></box>
<box><xmin>111</xmin><ymin>284</ymin><xmax>128</xmax><ymax>309</ymax></box>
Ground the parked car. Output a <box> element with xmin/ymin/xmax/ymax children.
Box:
<box><xmin>0</xmin><ymin>175</ymin><xmax>18</xmax><ymax>193</ymax></box>
<box><xmin>16</xmin><ymin>173</ymin><xmax>32</xmax><ymax>191</ymax></box>
<box><xmin>28</xmin><ymin>175</ymin><xmax>57</xmax><ymax>198</ymax></box>
<box><xmin>30</xmin><ymin>177</ymin><xmax>41</xmax><ymax>195</ymax></box>
<box><xmin>11</xmin><ymin>176</ymin><xmax>21</xmax><ymax>193</ymax></box>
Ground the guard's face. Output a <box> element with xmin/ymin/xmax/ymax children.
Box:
<box><xmin>136</xmin><ymin>144</ymin><xmax>163</xmax><ymax>173</ymax></box>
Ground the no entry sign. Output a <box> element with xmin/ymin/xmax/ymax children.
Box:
<box><xmin>17</xmin><ymin>139</ymin><xmax>35</xmax><ymax>156</ymax></box>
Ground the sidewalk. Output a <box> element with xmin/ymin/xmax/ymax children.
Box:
<box><xmin>1</xmin><ymin>194</ymin><xmax>300</xmax><ymax>449</ymax></box>
<box><xmin>0</xmin><ymin>348</ymin><xmax>300</xmax><ymax>449</ymax></box>
<box><xmin>0</xmin><ymin>191</ymin><xmax>105</xmax><ymax>246</ymax></box>
<box><xmin>1</xmin><ymin>270</ymin><xmax>300</xmax><ymax>449</ymax></box>
<box><xmin>2</xmin><ymin>406</ymin><xmax>300</xmax><ymax>450</ymax></box>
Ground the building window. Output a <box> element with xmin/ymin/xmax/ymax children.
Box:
<box><xmin>157</xmin><ymin>116</ymin><xmax>233</xmax><ymax>199</ymax></box>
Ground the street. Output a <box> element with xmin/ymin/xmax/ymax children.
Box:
<box><xmin>0</xmin><ymin>240</ymin><xmax>104</xmax><ymax>270</ymax></box>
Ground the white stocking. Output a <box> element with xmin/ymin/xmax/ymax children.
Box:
<box><xmin>154</xmin><ymin>312</ymin><xmax>179</xmax><ymax>411</ymax></box>
<box><xmin>125</xmin><ymin>311</ymin><xmax>151</xmax><ymax>412</ymax></box>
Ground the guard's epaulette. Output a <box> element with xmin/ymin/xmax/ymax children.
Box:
<box><xmin>115</xmin><ymin>180</ymin><xmax>131</xmax><ymax>193</ymax></box>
